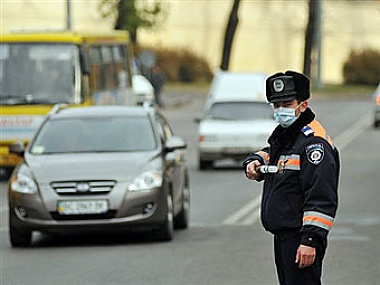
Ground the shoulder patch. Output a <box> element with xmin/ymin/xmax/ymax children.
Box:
<box><xmin>301</xmin><ymin>126</ymin><xmax>314</xmax><ymax>137</ymax></box>
<box><xmin>306</xmin><ymin>143</ymin><xmax>324</xmax><ymax>165</ymax></box>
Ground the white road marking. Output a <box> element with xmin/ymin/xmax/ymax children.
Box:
<box><xmin>222</xmin><ymin>195</ymin><xmax>261</xmax><ymax>225</ymax></box>
<box><xmin>333</xmin><ymin>112</ymin><xmax>372</xmax><ymax>151</ymax></box>
<box><xmin>224</xmin><ymin>112</ymin><xmax>372</xmax><ymax>226</ymax></box>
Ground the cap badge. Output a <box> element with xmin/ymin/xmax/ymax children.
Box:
<box><xmin>273</xmin><ymin>79</ymin><xmax>285</xmax><ymax>93</ymax></box>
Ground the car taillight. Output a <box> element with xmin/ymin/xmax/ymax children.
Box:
<box><xmin>376</xmin><ymin>95</ymin><xmax>380</xmax><ymax>105</ymax></box>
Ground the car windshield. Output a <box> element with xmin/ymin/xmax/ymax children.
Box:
<box><xmin>0</xmin><ymin>44</ymin><xmax>79</xmax><ymax>105</ymax></box>
<box><xmin>207</xmin><ymin>102</ymin><xmax>273</xmax><ymax>120</ymax></box>
<box><xmin>30</xmin><ymin>116</ymin><xmax>156</xmax><ymax>154</ymax></box>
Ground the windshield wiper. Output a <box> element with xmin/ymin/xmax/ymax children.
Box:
<box><xmin>0</xmin><ymin>94</ymin><xmax>59</xmax><ymax>105</ymax></box>
<box><xmin>0</xmin><ymin>94</ymin><xmax>28</xmax><ymax>105</ymax></box>
<box><xmin>25</xmin><ymin>98</ymin><xmax>60</xmax><ymax>105</ymax></box>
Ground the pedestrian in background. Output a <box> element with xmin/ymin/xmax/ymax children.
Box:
<box><xmin>150</xmin><ymin>65</ymin><xmax>166</xmax><ymax>108</ymax></box>
<box><xmin>243</xmin><ymin>70</ymin><xmax>340</xmax><ymax>285</ymax></box>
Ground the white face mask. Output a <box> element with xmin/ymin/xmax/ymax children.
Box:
<box><xmin>273</xmin><ymin>104</ymin><xmax>301</xmax><ymax>128</ymax></box>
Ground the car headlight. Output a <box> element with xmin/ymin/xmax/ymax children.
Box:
<box><xmin>128</xmin><ymin>170</ymin><xmax>163</xmax><ymax>191</ymax></box>
<box><xmin>10</xmin><ymin>165</ymin><xmax>38</xmax><ymax>194</ymax></box>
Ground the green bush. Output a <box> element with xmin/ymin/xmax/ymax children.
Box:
<box><xmin>135</xmin><ymin>46</ymin><xmax>213</xmax><ymax>83</ymax></box>
<box><xmin>343</xmin><ymin>48</ymin><xmax>380</xmax><ymax>85</ymax></box>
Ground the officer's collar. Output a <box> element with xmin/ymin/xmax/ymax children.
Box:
<box><xmin>268</xmin><ymin>107</ymin><xmax>315</xmax><ymax>147</ymax></box>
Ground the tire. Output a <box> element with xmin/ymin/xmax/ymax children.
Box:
<box><xmin>174</xmin><ymin>184</ymin><xmax>190</xmax><ymax>230</ymax></box>
<box><xmin>199</xmin><ymin>159</ymin><xmax>213</xmax><ymax>170</ymax></box>
<box><xmin>155</xmin><ymin>192</ymin><xmax>174</xmax><ymax>241</ymax></box>
<box><xmin>9</xmin><ymin>225</ymin><xmax>32</xmax><ymax>247</ymax></box>
<box><xmin>374</xmin><ymin>120</ymin><xmax>380</xmax><ymax>128</ymax></box>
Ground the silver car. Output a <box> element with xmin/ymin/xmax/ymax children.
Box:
<box><xmin>8</xmin><ymin>105</ymin><xmax>190</xmax><ymax>246</ymax></box>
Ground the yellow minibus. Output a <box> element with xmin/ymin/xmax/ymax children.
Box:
<box><xmin>0</xmin><ymin>29</ymin><xmax>136</xmax><ymax>172</ymax></box>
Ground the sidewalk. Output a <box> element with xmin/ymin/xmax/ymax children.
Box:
<box><xmin>160</xmin><ymin>82</ymin><xmax>373</xmax><ymax>108</ymax></box>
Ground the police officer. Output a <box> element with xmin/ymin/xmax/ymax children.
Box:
<box><xmin>243</xmin><ymin>70</ymin><xmax>339</xmax><ymax>285</ymax></box>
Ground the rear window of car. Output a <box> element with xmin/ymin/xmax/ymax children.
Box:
<box><xmin>30</xmin><ymin>116</ymin><xmax>156</xmax><ymax>154</ymax></box>
<box><xmin>207</xmin><ymin>102</ymin><xmax>273</xmax><ymax>121</ymax></box>
<box><xmin>211</xmin><ymin>74</ymin><xmax>266</xmax><ymax>99</ymax></box>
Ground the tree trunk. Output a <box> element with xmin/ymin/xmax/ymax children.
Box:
<box><xmin>303</xmin><ymin>0</ymin><xmax>316</xmax><ymax>78</ymax></box>
<box><xmin>220</xmin><ymin>0</ymin><xmax>241</xmax><ymax>71</ymax></box>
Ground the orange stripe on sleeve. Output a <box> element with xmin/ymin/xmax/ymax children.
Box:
<box><xmin>257</xmin><ymin>151</ymin><xmax>269</xmax><ymax>163</ymax></box>
<box><xmin>303</xmin><ymin>211</ymin><xmax>334</xmax><ymax>231</ymax></box>
<box><xmin>303</xmin><ymin>216</ymin><xmax>333</xmax><ymax>228</ymax></box>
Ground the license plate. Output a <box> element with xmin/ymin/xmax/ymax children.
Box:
<box><xmin>57</xmin><ymin>200</ymin><xmax>108</xmax><ymax>215</ymax></box>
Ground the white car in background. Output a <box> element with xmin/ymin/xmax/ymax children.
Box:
<box><xmin>133</xmin><ymin>74</ymin><xmax>154</xmax><ymax>105</ymax></box>
<box><xmin>197</xmin><ymin>71</ymin><xmax>277</xmax><ymax>170</ymax></box>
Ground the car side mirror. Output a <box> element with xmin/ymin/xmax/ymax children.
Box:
<box><xmin>9</xmin><ymin>141</ymin><xmax>25</xmax><ymax>157</ymax></box>
<box><xmin>164</xmin><ymin>136</ymin><xmax>187</xmax><ymax>152</ymax></box>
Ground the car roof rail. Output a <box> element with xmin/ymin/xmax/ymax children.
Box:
<box><xmin>49</xmin><ymin>103</ymin><xmax>69</xmax><ymax>116</ymax></box>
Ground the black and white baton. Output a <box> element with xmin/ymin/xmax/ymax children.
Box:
<box><xmin>257</xmin><ymin>165</ymin><xmax>278</xmax><ymax>174</ymax></box>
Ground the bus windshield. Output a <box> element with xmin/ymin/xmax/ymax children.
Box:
<box><xmin>0</xmin><ymin>44</ymin><xmax>80</xmax><ymax>105</ymax></box>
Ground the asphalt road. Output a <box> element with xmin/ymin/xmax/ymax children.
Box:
<box><xmin>0</xmin><ymin>90</ymin><xmax>379</xmax><ymax>285</ymax></box>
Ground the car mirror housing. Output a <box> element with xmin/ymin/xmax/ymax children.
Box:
<box><xmin>165</xmin><ymin>136</ymin><xmax>187</xmax><ymax>152</ymax></box>
<box><xmin>9</xmin><ymin>141</ymin><xmax>25</xmax><ymax>157</ymax></box>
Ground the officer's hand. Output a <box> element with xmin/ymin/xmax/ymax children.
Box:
<box><xmin>295</xmin><ymin>244</ymin><xmax>316</xmax><ymax>268</ymax></box>
<box><xmin>245</xmin><ymin>160</ymin><xmax>262</xmax><ymax>180</ymax></box>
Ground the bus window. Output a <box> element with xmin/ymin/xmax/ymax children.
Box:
<box><xmin>113</xmin><ymin>46</ymin><xmax>131</xmax><ymax>89</ymax></box>
<box><xmin>101</xmin><ymin>46</ymin><xmax>117</xmax><ymax>90</ymax></box>
<box><xmin>89</xmin><ymin>46</ymin><xmax>103</xmax><ymax>93</ymax></box>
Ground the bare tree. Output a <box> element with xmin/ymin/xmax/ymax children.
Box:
<box><xmin>99</xmin><ymin>0</ymin><xmax>164</xmax><ymax>45</ymax></box>
<box><xmin>220</xmin><ymin>0</ymin><xmax>241</xmax><ymax>71</ymax></box>
<box><xmin>303</xmin><ymin>0</ymin><xmax>315</xmax><ymax>78</ymax></box>
<box><xmin>303</xmin><ymin>0</ymin><xmax>320</xmax><ymax>79</ymax></box>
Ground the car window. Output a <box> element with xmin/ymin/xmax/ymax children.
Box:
<box><xmin>30</xmin><ymin>116</ymin><xmax>156</xmax><ymax>154</ymax></box>
<box><xmin>207</xmin><ymin>102</ymin><xmax>273</xmax><ymax>120</ymax></box>
<box><xmin>211</xmin><ymin>73</ymin><xmax>266</xmax><ymax>99</ymax></box>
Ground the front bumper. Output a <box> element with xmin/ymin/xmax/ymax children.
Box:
<box><xmin>9</xmin><ymin>186</ymin><xmax>168</xmax><ymax>232</ymax></box>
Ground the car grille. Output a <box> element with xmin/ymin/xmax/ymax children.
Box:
<box><xmin>50</xmin><ymin>210</ymin><xmax>117</xmax><ymax>220</ymax></box>
<box><xmin>51</xmin><ymin>180</ymin><xmax>116</xmax><ymax>195</ymax></box>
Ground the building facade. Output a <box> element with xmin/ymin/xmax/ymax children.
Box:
<box><xmin>1</xmin><ymin>0</ymin><xmax>379</xmax><ymax>84</ymax></box>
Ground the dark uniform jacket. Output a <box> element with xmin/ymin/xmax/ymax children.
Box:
<box><xmin>243</xmin><ymin>107</ymin><xmax>339</xmax><ymax>247</ymax></box>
